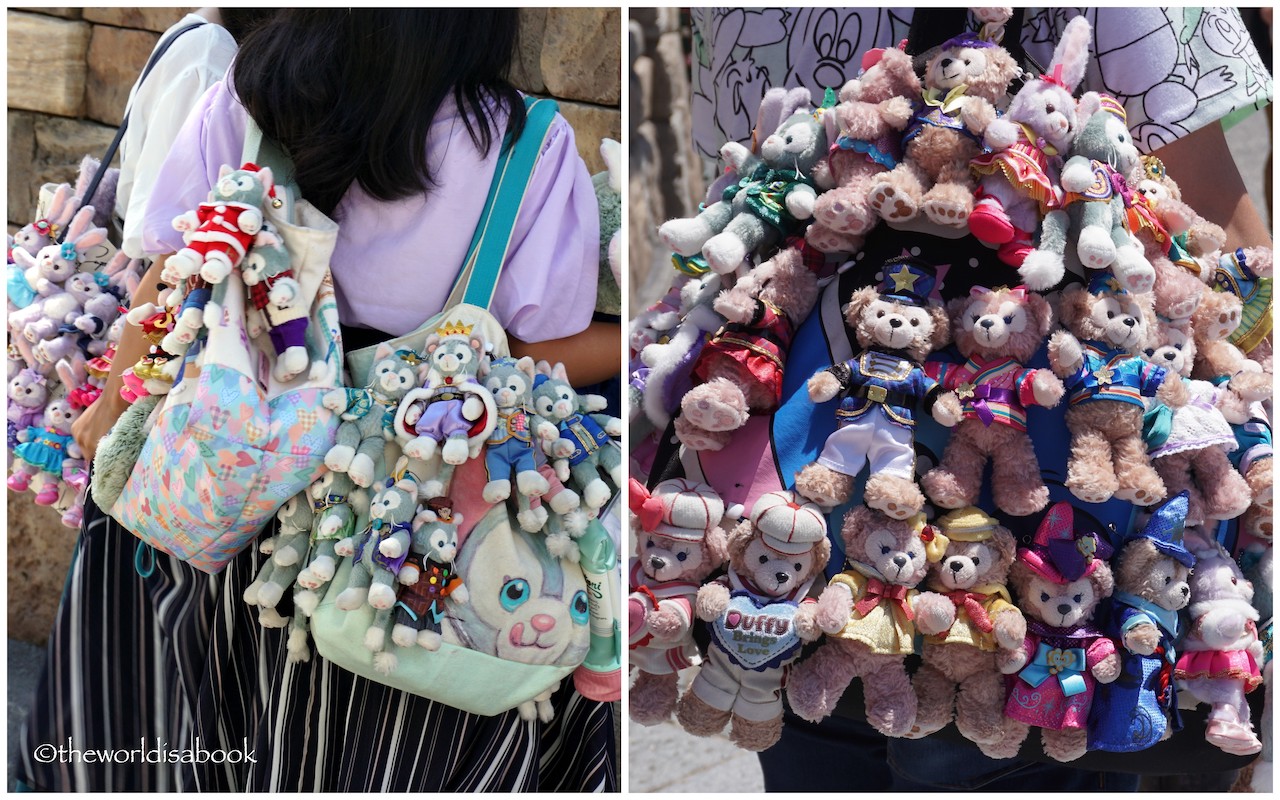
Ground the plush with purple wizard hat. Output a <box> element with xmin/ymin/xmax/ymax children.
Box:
<box><xmin>1128</xmin><ymin>491</ymin><xmax>1195</xmax><ymax>568</ymax></box>
<box><xmin>939</xmin><ymin>32</ymin><xmax>997</xmax><ymax>52</ymax></box>
<box><xmin>1020</xmin><ymin>501</ymin><xmax>1116</xmax><ymax>584</ymax></box>
<box><xmin>878</xmin><ymin>254</ymin><xmax>939</xmax><ymax>307</ymax></box>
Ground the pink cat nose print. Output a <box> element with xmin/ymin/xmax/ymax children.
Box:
<box><xmin>531</xmin><ymin>614</ymin><xmax>556</xmax><ymax>633</ymax></box>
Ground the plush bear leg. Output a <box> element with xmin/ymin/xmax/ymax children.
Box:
<box><xmin>629</xmin><ymin>671</ymin><xmax>680</xmax><ymax>726</ymax></box>
<box><xmin>704</xmin><ymin>214</ymin><xmax>771</xmax><ymax>275</ymax></box>
<box><xmin>786</xmin><ymin>640</ymin><xmax>859</xmax><ymax>723</ymax></box>
<box><xmin>1193</xmin><ymin>447</ymin><xmax>1254</xmax><ymax>520</ymax></box>
<box><xmin>1152</xmin><ymin>257</ymin><xmax>1206</xmax><ymax>322</ymax></box>
<box><xmin>681</xmin><ymin>378</ymin><xmax>751</xmax><ymax>432</ymax></box>
<box><xmin>990</xmin><ymin>428</ymin><xmax>1051</xmax><ymax>517</ymax></box>
<box><xmin>1064</xmin><ymin>423</ymin><xmax>1119</xmax><ymax>504</ymax></box>
<box><xmin>675</xmin><ymin>687</ymin><xmax>732</xmax><ymax>737</ymax></box>
<box><xmin>921</xmin><ymin>179</ymin><xmax>974</xmax><ymax>228</ymax></box>
<box><xmin>860</xmin><ymin>657</ymin><xmax>918</xmax><ymax>737</ymax></box>
<box><xmin>977</xmin><ymin>718</ymin><xmax>1031</xmax><ymax>760</ymax></box>
<box><xmin>794</xmin><ymin>462</ymin><xmax>855</xmax><ymax>509</ymax></box>
<box><xmin>729</xmin><ymin>713</ymin><xmax>784</xmax><ymax>752</ymax></box>
<box><xmin>868</xmin><ymin>164</ymin><xmax>924</xmax><ymax>222</ymax></box>
<box><xmin>1042</xmin><ymin>727</ymin><xmax>1089</xmax><ymax>763</ymax></box>
<box><xmin>1154</xmin><ymin>452</ymin><xmax>1204</xmax><ymax>523</ymax></box>
<box><xmin>672</xmin><ymin>416</ymin><xmax>731</xmax><ymax>451</ymax></box>
<box><xmin>955</xmin><ymin>670</ymin><xmax>1009</xmax><ymax>746</ymax></box>
<box><xmin>864</xmin><ymin>473</ymin><xmax>924</xmax><ymax>520</ymax></box>
<box><xmin>908</xmin><ymin>661</ymin><xmax>955</xmax><ymax>738</ymax></box>
<box><xmin>922</xmin><ymin>424</ymin><xmax>986</xmax><ymax>510</ymax></box>
<box><xmin>1111</xmin><ymin>432</ymin><xmax>1167</xmax><ymax>506</ymax></box>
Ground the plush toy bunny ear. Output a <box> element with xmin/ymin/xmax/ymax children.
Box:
<box><xmin>1046</xmin><ymin>15</ymin><xmax>1092</xmax><ymax>94</ymax></box>
<box><xmin>1076</xmin><ymin>90</ymin><xmax>1103</xmax><ymax>119</ymax></box>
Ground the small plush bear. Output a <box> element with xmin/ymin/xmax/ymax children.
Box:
<box><xmin>867</xmin><ymin>33</ymin><xmax>1019</xmax><ymax>228</ymax></box>
<box><xmin>911</xmin><ymin>507</ymin><xmax>1027</xmax><ymax>746</ymax></box>
<box><xmin>786</xmin><ymin>505</ymin><xmax>951</xmax><ymax>736</ymax></box>
<box><xmin>969</xmin><ymin>16</ymin><xmax>1091</xmax><ymax>266</ymax></box>
<box><xmin>795</xmin><ymin>257</ymin><xmax>963</xmax><ymax>517</ymax></box>
<box><xmin>1188</xmin><ymin>286</ymin><xmax>1270</xmax><ymax>399</ymax></box>
<box><xmin>659</xmin><ymin>100</ymin><xmax>829</xmax><ymax>274</ymax></box>
<box><xmin>478</xmin><ymin>356</ymin><xmax>557</xmax><ymax>503</ymax></box>
<box><xmin>1047</xmin><ymin>276</ymin><xmax>1178</xmax><ymax>505</ymax></box>
<box><xmin>676</xmin><ymin>246</ymin><xmax>820</xmax><ymax>450</ymax></box>
<box><xmin>627</xmin><ymin>479</ymin><xmax>728</xmax><ymax>726</ymax></box>
<box><xmin>389</xmin><ymin>499</ymin><xmax>468</xmax><ymax>653</ymax></box>
<box><xmin>1135</xmin><ymin>317</ymin><xmax>1253</xmax><ymax>524</ymax></box>
<box><xmin>532</xmin><ymin>362</ymin><xmax>622</xmax><ymax>509</ymax></box>
<box><xmin>323</xmin><ymin>344</ymin><xmax>419</xmax><ymax>487</ymax></box>
<box><xmin>1175</xmin><ymin>532</ymin><xmax>1266</xmax><ymax>756</ymax></box>
<box><xmin>1212</xmin><ymin>246</ymin><xmax>1273</xmax><ymax>364</ymax></box>
<box><xmin>1021</xmin><ymin>94</ymin><xmax>1154</xmax><ymax>293</ymax></box>
<box><xmin>675</xmin><ymin>490</ymin><xmax>830</xmax><ymax>751</ymax></box>
<box><xmin>167</xmin><ymin>162</ymin><xmax>273</xmax><ymax>283</ymax></box>
<box><xmin>807</xmin><ymin>46</ymin><xmax>920</xmax><ymax>253</ymax></box>
<box><xmin>240</xmin><ymin>227</ymin><xmax>310</xmax><ymax>380</ymax></box>
<box><xmin>922</xmin><ymin>285</ymin><xmax>1065</xmax><ymax>516</ymax></box>
<box><xmin>994</xmin><ymin>502</ymin><xmax>1121</xmax><ymax>763</ymax></box>
<box><xmin>1088</xmin><ymin>493</ymin><xmax>1195</xmax><ymax>752</ymax></box>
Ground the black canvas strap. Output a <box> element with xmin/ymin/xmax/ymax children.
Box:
<box><xmin>61</xmin><ymin>20</ymin><xmax>207</xmax><ymax>243</ymax></box>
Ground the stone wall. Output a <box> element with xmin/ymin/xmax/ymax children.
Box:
<box><xmin>627</xmin><ymin>9</ymin><xmax>702</xmax><ymax>315</ymax></box>
<box><xmin>5</xmin><ymin>7</ymin><xmax>621</xmax><ymax>646</ymax></box>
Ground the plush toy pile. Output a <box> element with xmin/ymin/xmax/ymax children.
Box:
<box><xmin>7</xmin><ymin>157</ymin><xmax>142</xmax><ymax>528</ymax></box>
<box><xmin>628</xmin><ymin>9</ymin><xmax>1273</xmax><ymax>771</ymax></box>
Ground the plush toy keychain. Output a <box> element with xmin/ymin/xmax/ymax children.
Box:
<box><xmin>532</xmin><ymin>362</ymin><xmax>622</xmax><ymax>509</ymax></box>
<box><xmin>478</xmin><ymin>355</ymin><xmax>558</xmax><ymax>504</ymax></box>
<box><xmin>795</xmin><ymin>256</ymin><xmax>962</xmax><ymax>517</ymax></box>
<box><xmin>676</xmin><ymin>490</ymin><xmax>829</xmax><ymax>751</ymax></box>
<box><xmin>1088</xmin><ymin>492</ymin><xmax>1195</xmax><ymax>752</ymax></box>
<box><xmin>389</xmin><ymin>498</ymin><xmax>467</xmax><ymax>654</ymax></box>
<box><xmin>993</xmin><ymin>502</ymin><xmax>1120</xmax><ymax>763</ymax></box>
<box><xmin>627</xmin><ymin>478</ymin><xmax>727</xmax><ymax>726</ymax></box>
<box><xmin>324</xmin><ymin>344</ymin><xmax>421</xmax><ymax>487</ymax></box>
<box><xmin>166</xmin><ymin>162</ymin><xmax>274</xmax><ymax>283</ymax></box>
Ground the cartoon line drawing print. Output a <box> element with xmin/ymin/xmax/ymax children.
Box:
<box><xmin>691</xmin><ymin>8</ymin><xmax>790</xmax><ymax>160</ymax></box>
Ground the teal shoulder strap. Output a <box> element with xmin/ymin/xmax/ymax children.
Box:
<box><xmin>448</xmin><ymin>96</ymin><xmax>559</xmax><ymax>310</ymax></box>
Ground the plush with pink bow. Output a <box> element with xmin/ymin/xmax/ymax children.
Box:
<box><xmin>627</xmin><ymin>478</ymin><xmax>729</xmax><ymax>727</ymax></box>
<box><xmin>923</xmin><ymin>285</ymin><xmax>1065</xmax><ymax>516</ymax></box>
<box><xmin>786</xmin><ymin>505</ymin><xmax>952</xmax><ymax>737</ymax></box>
<box><xmin>989</xmin><ymin>502</ymin><xmax>1121</xmax><ymax>763</ymax></box>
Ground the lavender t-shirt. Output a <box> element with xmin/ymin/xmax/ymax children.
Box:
<box><xmin>142</xmin><ymin>80</ymin><xmax>599</xmax><ymax>343</ymax></box>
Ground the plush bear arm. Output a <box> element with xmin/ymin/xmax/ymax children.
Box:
<box><xmin>1186</xmin><ymin>219</ymin><xmax>1228</xmax><ymax>257</ymax></box>
<box><xmin>878</xmin><ymin>96</ymin><xmax>914</xmax><ymax>130</ymax></box>
<box><xmin>1122</xmin><ymin>621</ymin><xmax>1161</xmax><ymax>655</ymax></box>
<box><xmin>983</xmin><ymin>117</ymin><xmax>1020</xmax><ymax>152</ymax></box>
<box><xmin>1029</xmin><ymin>369</ymin><xmax>1066</xmax><ymax>408</ymax></box>
<box><xmin>808</xmin><ymin>368</ymin><xmax>844</xmax><ymax>403</ymax></box>
<box><xmin>695</xmin><ymin>581</ymin><xmax>731</xmax><ymax>622</ymax></box>
<box><xmin>1228</xmin><ymin>370</ymin><xmax>1273</xmax><ymax>403</ymax></box>
<box><xmin>997</xmin><ymin>635</ymin><xmax>1032</xmax><ymax>674</ymax></box>
<box><xmin>171</xmin><ymin>210</ymin><xmax>200</xmax><ymax>233</ymax></box>
<box><xmin>959</xmin><ymin>97</ymin><xmax>997</xmax><ymax>136</ymax></box>
<box><xmin>815</xmin><ymin>583</ymin><xmax>854</xmax><ymax>634</ymax></box>
<box><xmin>648</xmin><ymin>596</ymin><xmax>694</xmax><ymax>641</ymax></box>
<box><xmin>720</xmin><ymin>142</ymin><xmax>755</xmax><ymax>174</ymax></box>
<box><xmin>714</xmin><ymin>290</ymin><xmax>760</xmax><ymax>325</ymax></box>
<box><xmin>1156</xmin><ymin>375</ymin><xmax>1190</xmax><ymax>409</ymax></box>
<box><xmin>1198</xmin><ymin>607</ymin><xmax>1251</xmax><ymax>649</ymax></box>
<box><xmin>794</xmin><ymin>599</ymin><xmax>824</xmax><ymax>642</ymax></box>
<box><xmin>1087</xmin><ymin>636</ymin><xmax>1122</xmax><ymax>683</ymax></box>
<box><xmin>1047</xmin><ymin>331</ymin><xmax>1083</xmax><ymax>379</ymax></box>
<box><xmin>785</xmin><ymin>184</ymin><xmax>818</xmax><ymax>220</ymax></box>
<box><xmin>1215</xmin><ymin>385</ymin><xmax>1250</xmax><ymax>425</ymax></box>
<box><xmin>237</xmin><ymin>207</ymin><xmax>263</xmax><ymax>236</ymax></box>
<box><xmin>992</xmin><ymin>607</ymin><xmax>1027</xmax><ymax>652</ymax></box>
<box><xmin>929</xmin><ymin>390</ymin><xmax>963</xmax><ymax>427</ymax></box>
<box><xmin>912</xmin><ymin>591</ymin><xmax>956</xmax><ymax>636</ymax></box>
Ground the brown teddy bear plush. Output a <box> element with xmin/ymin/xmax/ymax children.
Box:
<box><xmin>991</xmin><ymin>502</ymin><xmax>1121</xmax><ymax>763</ymax></box>
<box><xmin>911</xmin><ymin>508</ymin><xmax>1027</xmax><ymax>746</ymax></box>
<box><xmin>675</xmin><ymin>490</ymin><xmax>830</xmax><ymax>751</ymax></box>
<box><xmin>785</xmin><ymin>505</ymin><xmax>953</xmax><ymax>736</ymax></box>
<box><xmin>867</xmin><ymin>33</ymin><xmax>1019</xmax><ymax>228</ymax></box>
<box><xmin>1134</xmin><ymin>317</ymin><xmax>1253</xmax><ymax>524</ymax></box>
<box><xmin>795</xmin><ymin>258</ymin><xmax>963</xmax><ymax>518</ymax></box>
<box><xmin>1047</xmin><ymin>276</ymin><xmax>1180</xmax><ymax>505</ymax></box>
<box><xmin>922</xmin><ymin>285</ymin><xmax>1066</xmax><ymax>517</ymax></box>
<box><xmin>675</xmin><ymin>247</ymin><xmax>820</xmax><ymax>451</ymax></box>
<box><xmin>1087</xmin><ymin>493</ymin><xmax>1195</xmax><ymax>752</ymax></box>
<box><xmin>627</xmin><ymin>479</ymin><xmax>729</xmax><ymax>726</ymax></box>
<box><xmin>807</xmin><ymin>46</ymin><xmax>921</xmax><ymax>254</ymax></box>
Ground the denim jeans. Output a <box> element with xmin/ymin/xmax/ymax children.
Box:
<box><xmin>757</xmin><ymin>710</ymin><xmax>1142</xmax><ymax>792</ymax></box>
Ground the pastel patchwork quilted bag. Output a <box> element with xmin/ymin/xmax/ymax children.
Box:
<box><xmin>110</xmin><ymin>120</ymin><xmax>344</xmax><ymax>573</ymax></box>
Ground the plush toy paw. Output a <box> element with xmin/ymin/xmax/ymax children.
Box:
<box><xmin>378</xmin><ymin>537</ymin><xmax>404</xmax><ymax>559</ymax></box>
<box><xmin>681</xmin><ymin>380</ymin><xmax>749</xmax><ymax>432</ymax></box>
<box><xmin>242</xmin><ymin>579</ymin><xmax>265</xmax><ymax>606</ymax></box>
<box><xmin>372</xmin><ymin>651</ymin><xmax>398</xmax><ymax>676</ymax></box>
<box><xmin>1018</xmin><ymin>249</ymin><xmax>1065</xmax><ymax>291</ymax></box>
<box><xmin>199</xmin><ymin>252</ymin><xmax>234</xmax><ymax>284</ymax></box>
<box><xmin>441</xmin><ymin>437</ymin><xmax>469</xmax><ymax>466</ymax></box>
<box><xmin>1122</xmin><ymin>623</ymin><xmax>1161</xmax><ymax>656</ymax></box>
<box><xmin>515</xmin><ymin>469</ymin><xmax>550</xmax><ymax>498</ymax></box>
<box><xmin>1091</xmin><ymin>651</ymin><xmax>1122</xmax><ymax>683</ymax></box>
<box><xmin>517</xmin><ymin>691</ymin><xmax>556</xmax><ymax>724</ymax></box>
<box><xmin>702</xmin><ymin>232</ymin><xmax>749</xmax><ymax>275</ymax></box>
<box><xmin>324</xmin><ymin>444</ymin><xmax>356</xmax><ymax>473</ymax></box>
<box><xmin>807</xmin><ymin>370</ymin><xmax>842</xmax><ymax>403</ymax></box>
<box><xmin>673</xmin><ymin>416</ymin><xmax>731</xmax><ymax>451</ymax></box>
<box><xmin>363</xmin><ymin>625</ymin><xmax>387</xmax><ymax>653</ymax></box>
<box><xmin>921</xmin><ymin>184</ymin><xmax>972</xmax><ymax>228</ymax></box>
<box><xmin>815</xmin><ymin>585</ymin><xmax>855</xmax><ymax>634</ymax></box>
<box><xmin>293</xmin><ymin>589</ymin><xmax>320</xmax><ymax>616</ymax></box>
<box><xmin>997</xmin><ymin>647</ymin><xmax>1029</xmax><ymax>674</ymax></box>
<box><xmin>403</xmin><ymin>436</ymin><xmax>438</xmax><ymax>461</ymax></box>
<box><xmin>864</xmin><ymin>474</ymin><xmax>924</xmax><ymax>520</ymax></box>
<box><xmin>274</xmin><ymin>347</ymin><xmax>309</xmax><ymax>381</ymax></box>
<box><xmin>549</xmin><ymin>488</ymin><xmax>580</xmax><ymax>515</ymax></box>
<box><xmin>417</xmin><ymin>630</ymin><xmax>444</xmax><ymax>651</ymax></box>
<box><xmin>257</xmin><ymin>582</ymin><xmax>286</xmax><ymax>609</ymax></box>
<box><xmin>1112</xmin><ymin>247</ymin><xmax>1156</xmax><ymax>294</ymax></box>
<box><xmin>334</xmin><ymin>587</ymin><xmax>368</xmax><ymax>611</ymax></box>
<box><xmin>286</xmin><ymin>626</ymin><xmax>311</xmax><ymax>663</ymax></box>
<box><xmin>368</xmin><ymin>583</ymin><xmax>397</xmax><ymax>610</ymax></box>
<box><xmin>258</xmin><ymin>606</ymin><xmax>289</xmax><ymax>628</ymax></box>
<box><xmin>794</xmin><ymin>462</ymin><xmax>854</xmax><ymax>510</ymax></box>
<box><xmin>695</xmin><ymin>582</ymin><xmax>732</xmax><ymax>621</ymax></box>
<box><xmin>658</xmin><ymin>217</ymin><xmax>714</xmax><ymax>256</ymax></box>
<box><xmin>785</xmin><ymin>186</ymin><xmax>817</xmax><ymax>220</ymax></box>
<box><xmin>518</xmin><ymin>505</ymin><xmax>549</xmax><ymax>533</ymax></box>
<box><xmin>391</xmin><ymin>623</ymin><xmax>418</xmax><ymax>648</ymax></box>
<box><xmin>166</xmin><ymin>249</ymin><xmax>202</xmax><ymax>279</ymax></box>
<box><xmin>869</xmin><ymin>181</ymin><xmax>918</xmax><ymax>222</ymax></box>
<box><xmin>1031</xmin><ymin>369</ymin><xmax>1066</xmax><ymax>408</ymax></box>
<box><xmin>1076</xmin><ymin>227</ymin><xmax>1117</xmax><ymax>269</ymax></box>
<box><xmin>913</xmin><ymin>592</ymin><xmax>957</xmax><ymax>636</ymax></box>
<box><xmin>582</xmin><ymin>479</ymin><xmax>612</xmax><ymax>510</ymax></box>
<box><xmin>347</xmin><ymin>453</ymin><xmax>376</xmax><ymax>487</ymax></box>
<box><xmin>482</xmin><ymin>479</ymin><xmax>512</xmax><ymax>503</ymax></box>
<box><xmin>930</xmin><ymin>392</ymin><xmax>963</xmax><ymax>427</ymax></box>
<box><xmin>308</xmin><ymin>555</ymin><xmax>337</xmax><ymax>584</ymax></box>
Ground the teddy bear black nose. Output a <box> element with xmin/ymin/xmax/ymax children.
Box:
<box><xmin>649</xmin><ymin>556</ymin><xmax>666</xmax><ymax>571</ymax></box>
<box><xmin>1181</xmin><ymin>585</ymin><xmax>1189</xmax><ymax>596</ymax></box>
<box><xmin>775</xmin><ymin>572</ymin><xmax>790</xmax><ymax>585</ymax></box>
<box><xmin>1057</xmin><ymin>603</ymin><xmax>1072</xmax><ymax>615</ymax></box>
<box><xmin>980</xmin><ymin>318</ymin><xmax>995</xmax><ymax>329</ymax></box>
<box><xmin>892</xmin><ymin>555</ymin><xmax>908</xmax><ymax>567</ymax></box>
<box><xmin>1162</xmin><ymin>352</ymin><xmax>1176</xmax><ymax>360</ymax></box>
<box><xmin>949</xmin><ymin>561</ymin><xmax>964</xmax><ymax>572</ymax></box>
<box><xmin>940</xmin><ymin>58</ymin><xmax>953</xmax><ymax>69</ymax></box>
<box><xmin>1123</xmin><ymin>317</ymin><xmax>1136</xmax><ymax>327</ymax></box>
<box><xmin>889</xmin><ymin>318</ymin><xmax>903</xmax><ymax>329</ymax></box>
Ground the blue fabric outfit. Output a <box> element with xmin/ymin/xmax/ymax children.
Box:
<box><xmin>831</xmin><ymin>350</ymin><xmax>940</xmax><ymax>429</ymax></box>
<box><xmin>1063</xmin><ymin>341</ymin><xmax>1167</xmax><ymax>407</ymax></box>
<box><xmin>1088</xmin><ymin>593</ymin><xmax>1182</xmax><ymax>752</ymax></box>
<box><xmin>558</xmin><ymin>413</ymin><xmax>609</xmax><ymax>467</ymax></box>
<box><xmin>485</xmin><ymin>407</ymin><xmax>536</xmax><ymax>481</ymax></box>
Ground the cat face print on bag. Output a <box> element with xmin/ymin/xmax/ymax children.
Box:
<box><xmin>446</xmin><ymin>506</ymin><xmax>590</xmax><ymax>666</ymax></box>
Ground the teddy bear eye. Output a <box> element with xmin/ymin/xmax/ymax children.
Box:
<box><xmin>793</xmin><ymin>562</ymin><xmax>803</xmax><ymax>571</ymax></box>
<box><xmin>645</xmin><ymin>540</ymin><xmax>655</xmax><ymax>549</ymax></box>
<box><xmin>971</xmin><ymin>314</ymin><xmax>981</xmax><ymax>323</ymax></box>
<box><xmin>1144</xmin><ymin>348</ymin><xmax>1155</xmax><ymax>357</ymax></box>
<box><xmin>877</xmin><ymin>310</ymin><xmax>885</xmax><ymax>319</ymax></box>
<box><xmin>881</xmin><ymin>546</ymin><xmax>891</xmax><ymax>555</ymax></box>
<box><xmin>785</xmin><ymin>135</ymin><xmax>794</xmax><ymax>145</ymax></box>
<box><xmin>759</xmin><ymin>554</ymin><xmax>769</xmax><ymax>564</ymax></box>
<box><xmin>676</xmin><ymin>551</ymin><xmax>688</xmax><ymax>562</ymax></box>
<box><xmin>1045</xmin><ymin>103</ymin><xmax>1055</xmax><ymax>114</ymax></box>
<box><xmin>1164</xmin><ymin>576</ymin><xmax>1171</xmax><ymax>584</ymax></box>
<box><xmin>1003</xmin><ymin>315</ymin><xmax>1013</xmax><ymax>324</ymax></box>
<box><xmin>1106</xmin><ymin>311</ymin><xmax>1115</xmax><ymax>319</ymax></box>
<box><xmin>909</xmin><ymin>318</ymin><xmax>919</xmax><ymax>327</ymax></box>
<box><xmin>1073</xmin><ymin>594</ymin><xmax>1083</xmax><ymax>603</ymax></box>
<box><xmin>1173</xmin><ymin>342</ymin><xmax>1183</xmax><ymax>350</ymax></box>
<box><xmin>971</xmin><ymin>557</ymin><xmax>980</xmax><ymax>566</ymax></box>
<box><xmin>1040</xmin><ymin>592</ymin><xmax>1050</xmax><ymax>602</ymax></box>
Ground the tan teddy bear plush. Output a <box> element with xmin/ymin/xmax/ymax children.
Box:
<box><xmin>675</xmin><ymin>490</ymin><xmax>830</xmax><ymax>751</ymax></box>
<box><xmin>795</xmin><ymin>258</ymin><xmax>963</xmax><ymax>518</ymax></box>
<box><xmin>867</xmin><ymin>33</ymin><xmax>1019</xmax><ymax>228</ymax></box>
<box><xmin>922</xmin><ymin>285</ymin><xmax>1066</xmax><ymax>516</ymax></box>
<box><xmin>1047</xmin><ymin>276</ymin><xmax>1180</xmax><ymax>505</ymax></box>
<box><xmin>786</xmin><ymin>505</ymin><xmax>953</xmax><ymax>737</ymax></box>
<box><xmin>628</xmin><ymin>479</ymin><xmax>729</xmax><ymax>726</ymax></box>
<box><xmin>910</xmin><ymin>508</ymin><xmax>1027</xmax><ymax>746</ymax></box>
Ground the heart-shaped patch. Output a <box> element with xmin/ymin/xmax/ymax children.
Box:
<box><xmin>710</xmin><ymin>591</ymin><xmax>803</xmax><ymax>671</ymax></box>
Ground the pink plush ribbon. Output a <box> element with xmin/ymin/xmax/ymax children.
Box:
<box><xmin>628</xmin><ymin>478</ymin><xmax>665</xmax><ymax>532</ymax></box>
<box><xmin>969</xmin><ymin>285</ymin><xmax>1028</xmax><ymax>302</ymax></box>
<box><xmin>856</xmin><ymin>578</ymin><xmax>914</xmax><ymax>621</ymax></box>
<box><xmin>1041</xmin><ymin>63</ymin><xmax>1069</xmax><ymax>91</ymax></box>
<box><xmin>947</xmin><ymin>590</ymin><xmax>994</xmax><ymax>633</ymax></box>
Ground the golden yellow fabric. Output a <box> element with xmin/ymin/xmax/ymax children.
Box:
<box><xmin>829</xmin><ymin>571</ymin><xmax>917</xmax><ymax>656</ymax></box>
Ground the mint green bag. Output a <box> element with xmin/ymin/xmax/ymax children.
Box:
<box><xmin>309</xmin><ymin>98</ymin><xmax>618</xmax><ymax>717</ymax></box>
